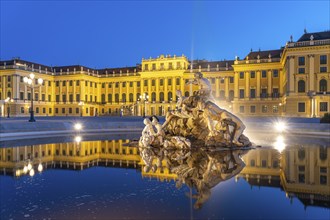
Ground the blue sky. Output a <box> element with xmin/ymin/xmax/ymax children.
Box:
<box><xmin>1</xmin><ymin>1</ymin><xmax>329</xmax><ymax>68</ymax></box>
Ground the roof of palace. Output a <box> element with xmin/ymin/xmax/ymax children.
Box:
<box><xmin>190</xmin><ymin>59</ymin><xmax>235</xmax><ymax>70</ymax></box>
<box><xmin>245</xmin><ymin>49</ymin><xmax>284</xmax><ymax>60</ymax></box>
<box><xmin>297</xmin><ymin>30</ymin><xmax>330</xmax><ymax>42</ymax></box>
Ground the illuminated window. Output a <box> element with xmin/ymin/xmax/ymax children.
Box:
<box><xmin>262</xmin><ymin>105</ymin><xmax>268</xmax><ymax>113</ymax></box>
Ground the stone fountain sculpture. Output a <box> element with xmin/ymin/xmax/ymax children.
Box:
<box><xmin>138</xmin><ymin>72</ymin><xmax>252</xmax><ymax>149</ymax></box>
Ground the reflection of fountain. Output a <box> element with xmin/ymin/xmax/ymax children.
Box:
<box><xmin>138</xmin><ymin>72</ymin><xmax>253</xmax><ymax>149</ymax></box>
<box><xmin>139</xmin><ymin>144</ymin><xmax>249</xmax><ymax>209</ymax></box>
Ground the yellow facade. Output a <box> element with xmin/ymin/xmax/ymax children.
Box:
<box><xmin>0</xmin><ymin>31</ymin><xmax>329</xmax><ymax>117</ymax></box>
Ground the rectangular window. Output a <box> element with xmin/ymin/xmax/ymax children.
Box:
<box><xmin>144</xmin><ymin>64</ymin><xmax>148</xmax><ymax>71</ymax></box>
<box><xmin>299</xmin><ymin>174</ymin><xmax>305</xmax><ymax>183</ymax></box>
<box><xmin>168</xmin><ymin>62</ymin><xmax>173</xmax><ymax>70</ymax></box>
<box><xmin>229</xmin><ymin>77</ymin><xmax>234</xmax><ymax>83</ymax></box>
<box><xmin>250</xmin><ymin>71</ymin><xmax>255</xmax><ymax>78</ymax></box>
<box><xmin>63</xmin><ymin>81</ymin><xmax>66</xmax><ymax>86</ymax></box>
<box><xmin>49</xmin><ymin>108</ymin><xmax>52</xmax><ymax>114</ymax></box>
<box><xmin>239</xmin><ymin>89</ymin><xmax>244</xmax><ymax>98</ymax></box>
<box><xmin>320</xmin><ymin>167</ymin><xmax>327</xmax><ymax>174</ymax></box>
<box><xmin>36</xmin><ymin>107</ymin><xmax>39</xmax><ymax>113</ymax></box>
<box><xmin>298</xmin><ymin>56</ymin><xmax>305</xmax><ymax>66</ymax></box>
<box><xmin>62</xmin><ymin>95</ymin><xmax>66</xmax><ymax>102</ymax></box>
<box><xmin>320</xmin><ymin>67</ymin><xmax>327</xmax><ymax>73</ymax></box>
<box><xmin>168</xmin><ymin>79</ymin><xmax>172</xmax><ymax>86</ymax></box>
<box><xmin>42</xmin><ymin>94</ymin><xmax>45</xmax><ymax>101</ymax></box>
<box><xmin>250</xmin><ymin>89</ymin><xmax>256</xmax><ymax>98</ymax></box>
<box><xmin>43</xmin><ymin>108</ymin><xmax>46</xmax><ymax>114</ymax></box>
<box><xmin>28</xmin><ymin>93</ymin><xmax>31</xmax><ymax>100</ymax></box>
<box><xmin>69</xmin><ymin>94</ymin><xmax>73</xmax><ymax>102</ymax></box>
<box><xmin>21</xmin><ymin>107</ymin><xmax>24</xmax><ymax>113</ymax></box>
<box><xmin>239</xmin><ymin>72</ymin><xmax>244</xmax><ymax>79</ymax></box>
<box><xmin>122</xmin><ymin>82</ymin><xmax>126</xmax><ymax>87</ymax></box>
<box><xmin>144</xmin><ymin>80</ymin><xmax>148</xmax><ymax>86</ymax></box>
<box><xmin>273</xmin><ymin>105</ymin><xmax>278</xmax><ymax>113</ymax></box>
<box><xmin>320</xmin><ymin>175</ymin><xmax>327</xmax><ymax>185</ymax></box>
<box><xmin>76</xmin><ymin>108</ymin><xmax>79</xmax><ymax>114</ymax></box>
<box><xmin>152</xmin><ymin>80</ymin><xmax>155</xmax><ymax>86</ymax></box>
<box><xmin>137</xmin><ymin>82</ymin><xmax>140</xmax><ymax>87</ymax></box>
<box><xmin>176</xmin><ymin>78</ymin><xmax>180</xmax><ymax>85</ymax></box>
<box><xmin>261</xmin><ymin>88</ymin><xmax>267</xmax><ymax>98</ymax></box>
<box><xmin>48</xmin><ymin>81</ymin><xmax>51</xmax><ymax>86</ymax></box>
<box><xmin>76</xmin><ymin>81</ymin><xmax>80</xmax><ymax>86</ymax></box>
<box><xmin>152</xmin><ymin>63</ymin><xmax>156</xmax><ymax>70</ymax></box>
<box><xmin>239</xmin><ymin>106</ymin><xmax>244</xmax><ymax>113</ymax></box>
<box><xmin>298</xmin><ymin>68</ymin><xmax>305</xmax><ymax>74</ymax></box>
<box><xmin>320</xmin><ymin>102</ymin><xmax>328</xmax><ymax>112</ymax></box>
<box><xmin>102</xmin><ymin>83</ymin><xmax>105</xmax><ymax>88</ymax></box>
<box><xmin>262</xmin><ymin>70</ymin><xmax>267</xmax><ymax>78</ymax></box>
<box><xmin>69</xmin><ymin>108</ymin><xmax>72</xmax><ymax>114</ymax></box>
<box><xmin>262</xmin><ymin>105</ymin><xmax>268</xmax><ymax>113</ymax></box>
<box><xmin>20</xmin><ymin>92</ymin><xmax>24</xmax><ymax>100</ymax></box>
<box><xmin>250</xmin><ymin>106</ymin><xmax>256</xmax><ymax>113</ymax></box>
<box><xmin>177</xmin><ymin>62</ymin><xmax>181</xmax><ymax>69</ymax></box>
<box><xmin>160</xmin><ymin>63</ymin><xmax>164</xmax><ymax>70</ymax></box>
<box><xmin>220</xmin><ymin>78</ymin><xmax>224</xmax><ymax>84</ymax></box>
<box><xmin>62</xmin><ymin>108</ymin><xmax>65</xmax><ymax>114</ymax></box>
<box><xmin>35</xmin><ymin>93</ymin><xmax>39</xmax><ymax>101</ymax></box>
<box><xmin>320</xmin><ymin>55</ymin><xmax>327</xmax><ymax>65</ymax></box>
<box><xmin>85</xmin><ymin>81</ymin><xmax>88</xmax><ymax>86</ymax></box>
<box><xmin>69</xmin><ymin>81</ymin><xmax>73</xmax><ymax>86</ymax></box>
<box><xmin>160</xmin><ymin>79</ymin><xmax>164</xmax><ymax>86</ymax></box>
<box><xmin>298</xmin><ymin>102</ymin><xmax>305</xmax><ymax>112</ymax></box>
<box><xmin>108</xmin><ymin>83</ymin><xmax>112</xmax><ymax>88</ymax></box>
<box><xmin>129</xmin><ymin>82</ymin><xmax>133</xmax><ymax>87</ymax></box>
<box><xmin>76</xmin><ymin>94</ymin><xmax>80</xmax><ymax>102</ymax></box>
<box><xmin>55</xmin><ymin>108</ymin><xmax>58</xmax><ymax>114</ymax></box>
<box><xmin>48</xmin><ymin>95</ymin><xmax>51</xmax><ymax>102</ymax></box>
<box><xmin>56</xmin><ymin>81</ymin><xmax>59</xmax><ymax>87</ymax></box>
<box><xmin>272</xmin><ymin>88</ymin><xmax>279</xmax><ymax>98</ymax></box>
<box><xmin>273</xmin><ymin>70</ymin><xmax>278</xmax><ymax>77</ymax></box>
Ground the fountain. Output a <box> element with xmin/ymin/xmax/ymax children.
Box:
<box><xmin>139</xmin><ymin>72</ymin><xmax>253</xmax><ymax>149</ymax></box>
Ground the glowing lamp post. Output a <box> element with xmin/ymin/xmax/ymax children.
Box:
<box><xmin>139</xmin><ymin>93</ymin><xmax>149</xmax><ymax>118</ymax></box>
<box><xmin>4</xmin><ymin>97</ymin><xmax>14</xmax><ymax>118</ymax></box>
<box><xmin>23</xmin><ymin>73</ymin><xmax>43</xmax><ymax>122</ymax></box>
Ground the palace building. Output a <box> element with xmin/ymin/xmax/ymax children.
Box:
<box><xmin>0</xmin><ymin>30</ymin><xmax>329</xmax><ymax>117</ymax></box>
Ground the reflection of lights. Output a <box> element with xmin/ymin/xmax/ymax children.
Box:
<box><xmin>27</xmin><ymin>163</ymin><xmax>32</xmax><ymax>171</ymax></box>
<box><xmin>29</xmin><ymin>169</ymin><xmax>35</xmax><ymax>177</ymax></box>
<box><xmin>274</xmin><ymin>135</ymin><xmax>286</xmax><ymax>153</ymax></box>
<box><xmin>274</xmin><ymin>121</ymin><xmax>287</xmax><ymax>133</ymax></box>
<box><xmin>74</xmin><ymin>123</ymin><xmax>82</xmax><ymax>130</ymax></box>
<box><xmin>16</xmin><ymin>170</ymin><xmax>21</xmax><ymax>176</ymax></box>
<box><xmin>38</xmin><ymin>163</ymin><xmax>43</xmax><ymax>172</ymax></box>
<box><xmin>75</xmin><ymin>136</ymin><xmax>82</xmax><ymax>143</ymax></box>
<box><xmin>23</xmin><ymin>166</ymin><xmax>28</xmax><ymax>174</ymax></box>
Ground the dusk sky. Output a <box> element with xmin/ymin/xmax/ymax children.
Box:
<box><xmin>1</xmin><ymin>1</ymin><xmax>329</xmax><ymax>68</ymax></box>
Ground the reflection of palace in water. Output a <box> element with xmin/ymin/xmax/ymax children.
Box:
<box><xmin>239</xmin><ymin>146</ymin><xmax>330</xmax><ymax>208</ymax></box>
<box><xmin>0</xmin><ymin>141</ymin><xmax>329</xmax><ymax>208</ymax></box>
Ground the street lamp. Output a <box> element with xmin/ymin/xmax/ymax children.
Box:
<box><xmin>23</xmin><ymin>73</ymin><xmax>43</xmax><ymax>122</ymax></box>
<box><xmin>139</xmin><ymin>93</ymin><xmax>149</xmax><ymax>118</ymax></box>
<box><xmin>78</xmin><ymin>101</ymin><xmax>84</xmax><ymax>117</ymax></box>
<box><xmin>4</xmin><ymin>97</ymin><xmax>14</xmax><ymax>118</ymax></box>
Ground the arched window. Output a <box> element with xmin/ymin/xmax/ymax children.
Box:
<box><xmin>115</xmin><ymin>94</ymin><xmax>119</xmax><ymax>103</ymax></box>
<box><xmin>168</xmin><ymin>92</ymin><xmax>173</xmax><ymax>101</ymax></box>
<box><xmin>319</xmin><ymin>79</ymin><xmax>327</xmax><ymax>92</ymax></box>
<box><xmin>122</xmin><ymin>93</ymin><xmax>126</xmax><ymax>102</ymax></box>
<box><xmin>160</xmin><ymin>92</ymin><xmax>164</xmax><ymax>102</ymax></box>
<box><xmin>151</xmin><ymin>92</ymin><xmax>156</xmax><ymax>102</ymax></box>
<box><xmin>184</xmin><ymin>91</ymin><xmax>190</xmax><ymax>97</ymax></box>
<box><xmin>298</xmin><ymin>80</ymin><xmax>305</xmax><ymax>93</ymax></box>
<box><xmin>220</xmin><ymin>90</ymin><xmax>225</xmax><ymax>99</ymax></box>
<box><xmin>129</xmin><ymin>93</ymin><xmax>133</xmax><ymax>102</ymax></box>
<box><xmin>108</xmin><ymin>94</ymin><xmax>112</xmax><ymax>103</ymax></box>
<box><xmin>229</xmin><ymin>90</ymin><xmax>234</xmax><ymax>101</ymax></box>
<box><xmin>7</xmin><ymin>91</ymin><xmax>11</xmax><ymax>98</ymax></box>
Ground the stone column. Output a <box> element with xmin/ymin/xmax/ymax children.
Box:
<box><xmin>156</xmin><ymin>79</ymin><xmax>159</xmax><ymax>102</ymax></box>
<box><xmin>267</xmin><ymin>70</ymin><xmax>272</xmax><ymax>96</ymax></box>
<box><xmin>172</xmin><ymin>77</ymin><xmax>176</xmax><ymax>101</ymax></box>
<box><xmin>73</xmin><ymin>81</ymin><xmax>76</xmax><ymax>102</ymax></box>
<box><xmin>279</xmin><ymin>70</ymin><xmax>283</xmax><ymax>96</ymax></box>
<box><xmin>288</xmin><ymin>56</ymin><xmax>295</xmax><ymax>94</ymax></box>
<box><xmin>215</xmin><ymin>78</ymin><xmax>220</xmax><ymax>98</ymax></box>
<box><xmin>225</xmin><ymin>77</ymin><xmax>229</xmax><ymax>99</ymax></box>
<box><xmin>13</xmin><ymin>75</ymin><xmax>20</xmax><ymax>100</ymax></box>
<box><xmin>180</xmin><ymin>78</ymin><xmax>184</xmax><ymax>96</ymax></box>
<box><xmin>308</xmin><ymin>54</ymin><xmax>315</xmax><ymax>91</ymax></box>
<box><xmin>234</xmin><ymin>72</ymin><xmax>239</xmax><ymax>99</ymax></box>
<box><xmin>256</xmin><ymin>71</ymin><xmax>261</xmax><ymax>98</ymax></box>
<box><xmin>81</xmin><ymin>80</ymin><xmax>85</xmax><ymax>101</ymax></box>
<box><xmin>133</xmin><ymin>82</ymin><xmax>137</xmax><ymax>102</ymax></box>
<box><xmin>245</xmin><ymin>72</ymin><xmax>250</xmax><ymax>98</ymax></box>
<box><xmin>164</xmin><ymin>78</ymin><xmax>168</xmax><ymax>101</ymax></box>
